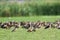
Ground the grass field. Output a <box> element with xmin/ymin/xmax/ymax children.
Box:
<box><xmin>0</xmin><ymin>16</ymin><xmax>60</xmax><ymax>40</ymax></box>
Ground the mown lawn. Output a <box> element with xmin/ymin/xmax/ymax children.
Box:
<box><xmin>0</xmin><ymin>16</ymin><xmax>60</xmax><ymax>40</ymax></box>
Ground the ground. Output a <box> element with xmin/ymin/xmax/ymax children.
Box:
<box><xmin>0</xmin><ymin>16</ymin><xmax>60</xmax><ymax>40</ymax></box>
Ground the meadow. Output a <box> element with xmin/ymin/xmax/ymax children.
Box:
<box><xmin>0</xmin><ymin>16</ymin><xmax>60</xmax><ymax>40</ymax></box>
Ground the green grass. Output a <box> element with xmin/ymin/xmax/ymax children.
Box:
<box><xmin>0</xmin><ymin>16</ymin><xmax>60</xmax><ymax>40</ymax></box>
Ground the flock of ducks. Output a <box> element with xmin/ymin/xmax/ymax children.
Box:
<box><xmin>0</xmin><ymin>19</ymin><xmax>60</xmax><ymax>32</ymax></box>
